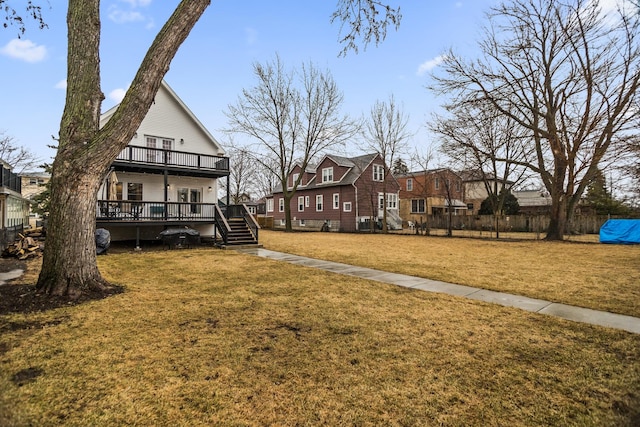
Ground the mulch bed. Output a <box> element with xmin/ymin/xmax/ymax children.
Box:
<box><xmin>0</xmin><ymin>257</ymin><xmax>123</xmax><ymax>316</ymax></box>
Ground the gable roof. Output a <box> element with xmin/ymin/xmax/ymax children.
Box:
<box><xmin>100</xmin><ymin>80</ymin><xmax>224</xmax><ymax>154</ymax></box>
<box><xmin>273</xmin><ymin>152</ymin><xmax>381</xmax><ymax>193</ymax></box>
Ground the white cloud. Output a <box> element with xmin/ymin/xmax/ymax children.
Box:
<box><xmin>109</xmin><ymin>87</ymin><xmax>128</xmax><ymax>103</ymax></box>
<box><xmin>108</xmin><ymin>7</ymin><xmax>145</xmax><ymax>24</ymax></box>
<box><xmin>586</xmin><ymin>0</ymin><xmax>638</xmax><ymax>25</ymax></box>
<box><xmin>108</xmin><ymin>0</ymin><xmax>154</xmax><ymax>27</ymax></box>
<box><xmin>416</xmin><ymin>55</ymin><xmax>447</xmax><ymax>76</ymax></box>
<box><xmin>0</xmin><ymin>39</ymin><xmax>47</xmax><ymax>63</ymax></box>
<box><xmin>120</xmin><ymin>0</ymin><xmax>152</xmax><ymax>7</ymax></box>
<box><xmin>54</xmin><ymin>79</ymin><xmax>67</xmax><ymax>90</ymax></box>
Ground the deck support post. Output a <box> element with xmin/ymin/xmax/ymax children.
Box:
<box><xmin>135</xmin><ymin>226</ymin><xmax>141</xmax><ymax>251</ymax></box>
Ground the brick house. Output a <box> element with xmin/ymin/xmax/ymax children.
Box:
<box><xmin>267</xmin><ymin>153</ymin><xmax>401</xmax><ymax>232</ymax></box>
<box><xmin>395</xmin><ymin>168</ymin><xmax>466</xmax><ymax>225</ymax></box>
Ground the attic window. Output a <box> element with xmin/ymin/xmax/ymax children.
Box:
<box><xmin>322</xmin><ymin>167</ymin><xmax>334</xmax><ymax>183</ymax></box>
<box><xmin>373</xmin><ymin>164</ymin><xmax>384</xmax><ymax>182</ymax></box>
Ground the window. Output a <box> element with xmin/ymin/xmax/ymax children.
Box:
<box><xmin>178</xmin><ymin>187</ymin><xmax>202</xmax><ymax>214</ymax></box>
<box><xmin>343</xmin><ymin>202</ymin><xmax>352</xmax><ymax>212</ymax></box>
<box><xmin>146</xmin><ymin>137</ymin><xmax>157</xmax><ymax>162</ymax></box>
<box><xmin>127</xmin><ymin>183</ymin><xmax>143</xmax><ymax>201</ymax></box>
<box><xmin>305</xmin><ymin>196</ymin><xmax>310</xmax><ymax>207</ymax></box>
<box><xmin>467</xmin><ymin>203</ymin><xmax>474</xmax><ymax>211</ymax></box>
<box><xmin>146</xmin><ymin>136</ymin><xmax>173</xmax><ymax>163</ymax></box>
<box><xmin>435</xmin><ymin>177</ymin><xmax>440</xmax><ymax>190</ymax></box>
<box><xmin>298</xmin><ymin>196</ymin><xmax>305</xmax><ymax>212</ymax></box>
<box><xmin>411</xmin><ymin>199</ymin><xmax>426</xmax><ymax>213</ymax></box>
<box><xmin>386</xmin><ymin>193</ymin><xmax>398</xmax><ymax>209</ymax></box>
<box><xmin>267</xmin><ymin>199</ymin><xmax>274</xmax><ymax>212</ymax></box>
<box><xmin>406</xmin><ymin>178</ymin><xmax>413</xmax><ymax>191</ymax></box>
<box><xmin>316</xmin><ymin>195</ymin><xmax>323</xmax><ymax>211</ymax></box>
<box><xmin>291</xmin><ymin>173</ymin><xmax>299</xmax><ymax>189</ymax></box>
<box><xmin>278</xmin><ymin>198</ymin><xmax>284</xmax><ymax>212</ymax></box>
<box><xmin>379</xmin><ymin>193</ymin><xmax>397</xmax><ymax>210</ymax></box>
<box><xmin>162</xmin><ymin>138</ymin><xmax>173</xmax><ymax>163</ymax></box>
<box><xmin>373</xmin><ymin>164</ymin><xmax>384</xmax><ymax>182</ymax></box>
<box><xmin>322</xmin><ymin>167</ymin><xmax>334</xmax><ymax>183</ymax></box>
<box><xmin>333</xmin><ymin>193</ymin><xmax>339</xmax><ymax>209</ymax></box>
<box><xmin>299</xmin><ymin>219</ymin><xmax>306</xmax><ymax>226</ymax></box>
<box><xmin>280</xmin><ymin>219</ymin><xmax>286</xmax><ymax>226</ymax></box>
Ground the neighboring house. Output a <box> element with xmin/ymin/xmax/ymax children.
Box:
<box><xmin>21</xmin><ymin>172</ymin><xmax>50</xmax><ymax>200</ymax></box>
<box><xmin>513</xmin><ymin>188</ymin><xmax>553</xmax><ymax>214</ymax></box>
<box><xmin>21</xmin><ymin>171</ymin><xmax>51</xmax><ymax>228</ymax></box>
<box><xmin>96</xmin><ymin>80</ymin><xmax>258</xmax><ymax>247</ymax></box>
<box><xmin>267</xmin><ymin>153</ymin><xmax>401</xmax><ymax>232</ymax></box>
<box><xmin>0</xmin><ymin>162</ymin><xmax>30</xmax><ymax>248</ymax></box>
<box><xmin>396</xmin><ymin>168</ymin><xmax>466</xmax><ymax>224</ymax></box>
<box><xmin>459</xmin><ymin>170</ymin><xmax>513</xmax><ymax>216</ymax></box>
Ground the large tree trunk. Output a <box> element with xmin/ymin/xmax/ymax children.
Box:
<box><xmin>546</xmin><ymin>194</ymin><xmax>567</xmax><ymax>241</ymax></box>
<box><xmin>37</xmin><ymin>0</ymin><xmax>211</xmax><ymax>297</ymax></box>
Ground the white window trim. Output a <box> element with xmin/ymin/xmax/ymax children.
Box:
<box><xmin>407</xmin><ymin>178</ymin><xmax>413</xmax><ymax>191</ymax></box>
<box><xmin>373</xmin><ymin>164</ymin><xmax>384</xmax><ymax>182</ymax></box>
<box><xmin>305</xmin><ymin>196</ymin><xmax>310</xmax><ymax>207</ymax></box>
<box><xmin>278</xmin><ymin>198</ymin><xmax>284</xmax><ymax>212</ymax></box>
<box><xmin>316</xmin><ymin>194</ymin><xmax>323</xmax><ymax>212</ymax></box>
<box><xmin>298</xmin><ymin>196</ymin><xmax>305</xmax><ymax>212</ymax></box>
<box><xmin>343</xmin><ymin>201</ymin><xmax>352</xmax><ymax>212</ymax></box>
<box><xmin>267</xmin><ymin>199</ymin><xmax>274</xmax><ymax>212</ymax></box>
<box><xmin>333</xmin><ymin>193</ymin><xmax>339</xmax><ymax>209</ymax></box>
<box><xmin>386</xmin><ymin>193</ymin><xmax>398</xmax><ymax>210</ymax></box>
<box><xmin>322</xmin><ymin>167</ymin><xmax>334</xmax><ymax>183</ymax></box>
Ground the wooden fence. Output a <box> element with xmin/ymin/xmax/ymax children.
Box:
<box><xmin>408</xmin><ymin>214</ymin><xmax>624</xmax><ymax>235</ymax></box>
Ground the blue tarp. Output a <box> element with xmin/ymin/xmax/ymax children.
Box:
<box><xmin>599</xmin><ymin>219</ymin><xmax>640</xmax><ymax>244</ymax></box>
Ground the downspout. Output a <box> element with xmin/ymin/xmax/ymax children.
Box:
<box><xmin>352</xmin><ymin>182</ymin><xmax>358</xmax><ymax>231</ymax></box>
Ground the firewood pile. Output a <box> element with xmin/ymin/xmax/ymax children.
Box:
<box><xmin>3</xmin><ymin>228</ymin><xmax>45</xmax><ymax>260</ymax></box>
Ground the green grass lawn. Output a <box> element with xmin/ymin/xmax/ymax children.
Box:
<box><xmin>0</xmin><ymin>236</ymin><xmax>639</xmax><ymax>426</ymax></box>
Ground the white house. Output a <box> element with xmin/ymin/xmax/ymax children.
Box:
<box><xmin>0</xmin><ymin>162</ymin><xmax>30</xmax><ymax>248</ymax></box>
<box><xmin>97</xmin><ymin>80</ymin><xmax>258</xmax><ymax>247</ymax></box>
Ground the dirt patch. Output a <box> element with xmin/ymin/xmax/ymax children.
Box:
<box><xmin>11</xmin><ymin>367</ymin><xmax>44</xmax><ymax>386</ymax></box>
<box><xmin>0</xmin><ymin>258</ymin><xmax>26</xmax><ymax>274</ymax></box>
<box><xmin>0</xmin><ymin>283</ymin><xmax>124</xmax><ymax>316</ymax></box>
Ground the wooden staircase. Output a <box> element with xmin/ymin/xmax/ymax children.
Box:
<box><xmin>224</xmin><ymin>217</ymin><xmax>259</xmax><ymax>247</ymax></box>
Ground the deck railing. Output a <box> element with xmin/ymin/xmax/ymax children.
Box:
<box><xmin>96</xmin><ymin>200</ymin><xmax>217</xmax><ymax>221</ymax></box>
<box><xmin>0</xmin><ymin>165</ymin><xmax>21</xmax><ymax>193</ymax></box>
<box><xmin>115</xmin><ymin>145</ymin><xmax>229</xmax><ymax>174</ymax></box>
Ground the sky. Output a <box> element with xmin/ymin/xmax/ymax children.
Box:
<box><xmin>0</xmin><ymin>0</ymin><xmax>505</xmax><ymax>169</ymax></box>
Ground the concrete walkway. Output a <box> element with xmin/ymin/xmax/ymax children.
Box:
<box><xmin>238</xmin><ymin>248</ymin><xmax>640</xmax><ymax>335</ymax></box>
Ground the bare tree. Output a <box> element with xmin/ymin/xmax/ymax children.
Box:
<box><xmin>0</xmin><ymin>130</ymin><xmax>42</xmax><ymax>173</ymax></box>
<box><xmin>431</xmin><ymin>104</ymin><xmax>531</xmax><ymax>237</ymax></box>
<box><xmin>0</xmin><ymin>0</ymin><xmax>47</xmax><ymax>36</ymax></box>
<box><xmin>332</xmin><ymin>0</ymin><xmax>402</xmax><ymax>56</ymax></box>
<box><xmin>220</xmin><ymin>145</ymin><xmax>259</xmax><ymax>204</ymax></box>
<box><xmin>431</xmin><ymin>0</ymin><xmax>640</xmax><ymax>240</ymax></box>
<box><xmin>225</xmin><ymin>55</ymin><xmax>358</xmax><ymax>231</ymax></box>
<box><xmin>407</xmin><ymin>147</ymin><xmax>435</xmax><ymax>235</ymax></box>
<box><xmin>37</xmin><ymin>0</ymin><xmax>212</xmax><ymax>297</ymax></box>
<box><xmin>3</xmin><ymin>0</ymin><xmax>399</xmax><ymax>298</ymax></box>
<box><xmin>363</xmin><ymin>95</ymin><xmax>410</xmax><ymax>232</ymax></box>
